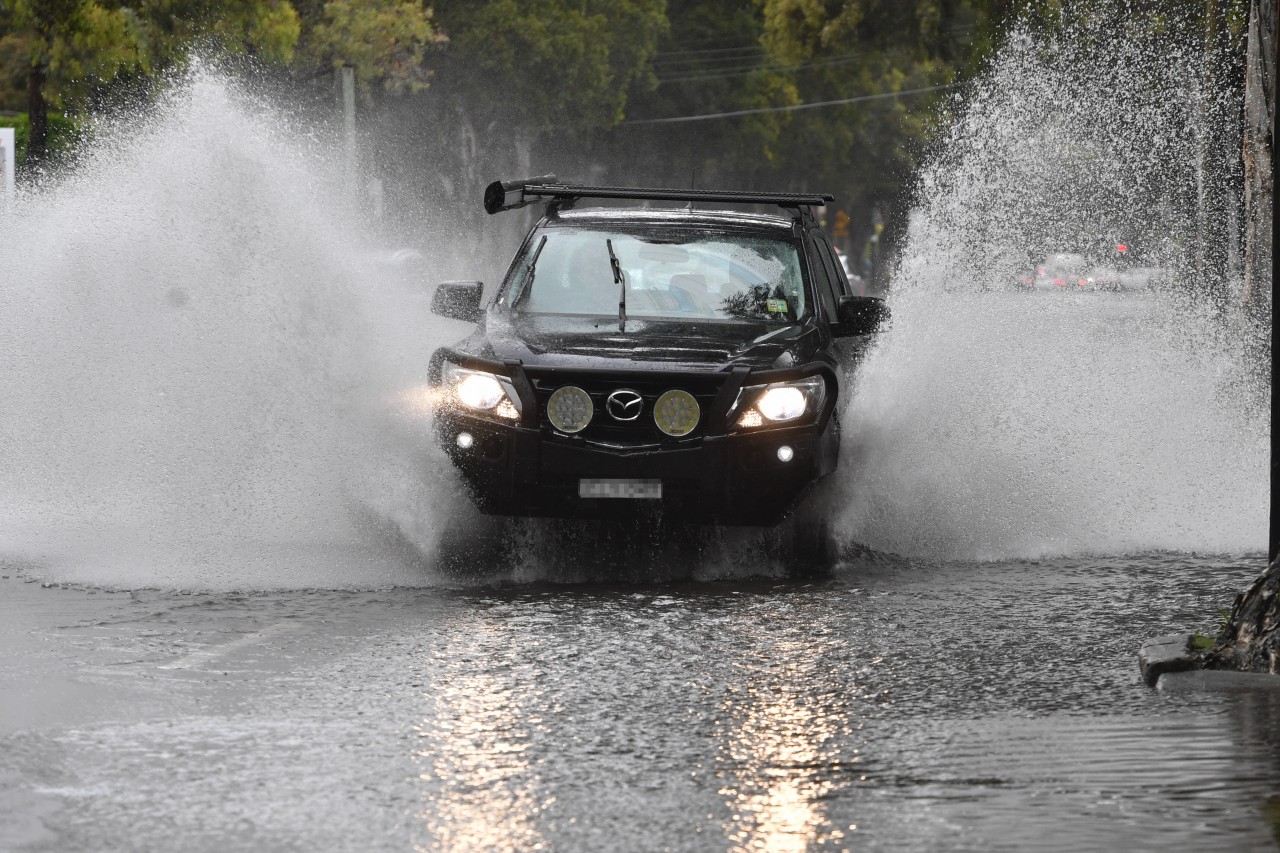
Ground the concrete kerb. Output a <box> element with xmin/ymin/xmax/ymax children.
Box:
<box><xmin>1139</xmin><ymin>633</ymin><xmax>1280</xmax><ymax>690</ymax></box>
<box><xmin>1138</xmin><ymin>633</ymin><xmax>1200</xmax><ymax>686</ymax></box>
<box><xmin>1157</xmin><ymin>669</ymin><xmax>1280</xmax><ymax>692</ymax></box>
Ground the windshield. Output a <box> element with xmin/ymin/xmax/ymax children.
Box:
<box><xmin>503</xmin><ymin>228</ymin><xmax>807</xmax><ymax>323</ymax></box>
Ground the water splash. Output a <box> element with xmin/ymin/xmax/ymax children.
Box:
<box><xmin>0</xmin><ymin>65</ymin><xmax>471</xmax><ymax>589</ymax></box>
<box><xmin>1</xmin><ymin>31</ymin><xmax>1266</xmax><ymax>587</ymax></box>
<box><xmin>837</xmin><ymin>20</ymin><xmax>1267</xmax><ymax>559</ymax></box>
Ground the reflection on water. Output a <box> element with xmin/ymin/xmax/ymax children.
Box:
<box><xmin>3</xmin><ymin>561</ymin><xmax>1279</xmax><ymax>852</ymax></box>
<box><xmin>716</xmin><ymin>631</ymin><xmax>851</xmax><ymax>850</ymax></box>
<box><xmin>411</xmin><ymin>624</ymin><xmax>549</xmax><ymax>852</ymax></box>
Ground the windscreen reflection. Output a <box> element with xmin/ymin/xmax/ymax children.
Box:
<box><xmin>507</xmin><ymin>229</ymin><xmax>806</xmax><ymax>323</ymax></box>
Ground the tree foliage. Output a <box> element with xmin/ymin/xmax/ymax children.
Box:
<box><xmin>429</xmin><ymin>0</ymin><xmax>667</xmax><ymax>134</ymax></box>
<box><xmin>301</xmin><ymin>0</ymin><xmax>442</xmax><ymax>93</ymax></box>
<box><xmin>0</xmin><ymin>0</ymin><xmax>444</xmax><ymax>163</ymax></box>
<box><xmin>0</xmin><ymin>0</ymin><xmax>1255</xmax><ymax>293</ymax></box>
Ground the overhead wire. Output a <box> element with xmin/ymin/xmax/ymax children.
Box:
<box><xmin>656</xmin><ymin>53</ymin><xmax>868</xmax><ymax>84</ymax></box>
<box><xmin>620</xmin><ymin>81</ymin><xmax>963</xmax><ymax>125</ymax></box>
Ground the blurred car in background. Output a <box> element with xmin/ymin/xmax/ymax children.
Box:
<box><xmin>833</xmin><ymin>246</ymin><xmax>868</xmax><ymax>296</ymax></box>
<box><xmin>1016</xmin><ymin>245</ymin><xmax>1173</xmax><ymax>294</ymax></box>
<box><xmin>1019</xmin><ymin>252</ymin><xmax>1098</xmax><ymax>291</ymax></box>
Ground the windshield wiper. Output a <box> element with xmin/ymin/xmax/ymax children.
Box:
<box><xmin>607</xmin><ymin>238</ymin><xmax>626</xmax><ymax>332</ymax></box>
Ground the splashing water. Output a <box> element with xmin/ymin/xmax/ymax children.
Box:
<box><xmin>0</xmin><ymin>27</ymin><xmax>1267</xmax><ymax>589</ymax></box>
<box><xmin>0</xmin><ymin>67</ymin><xmax>473</xmax><ymax>588</ymax></box>
<box><xmin>836</xmin><ymin>21</ymin><xmax>1268</xmax><ymax>559</ymax></box>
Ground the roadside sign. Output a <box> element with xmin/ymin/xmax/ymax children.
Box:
<box><xmin>0</xmin><ymin>128</ymin><xmax>13</xmax><ymax>207</ymax></box>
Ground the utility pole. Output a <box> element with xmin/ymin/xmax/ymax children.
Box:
<box><xmin>336</xmin><ymin>66</ymin><xmax>356</xmax><ymax>190</ymax></box>
<box><xmin>1261</xmin><ymin>0</ymin><xmax>1278</xmax><ymax>561</ymax></box>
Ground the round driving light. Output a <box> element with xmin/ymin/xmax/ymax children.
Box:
<box><xmin>777</xmin><ymin>445</ymin><xmax>794</xmax><ymax>463</ymax></box>
<box><xmin>456</xmin><ymin>374</ymin><xmax>504</xmax><ymax>410</ymax></box>
<box><xmin>757</xmin><ymin>386</ymin><xmax>807</xmax><ymax>421</ymax></box>
<box><xmin>653</xmin><ymin>389</ymin><xmax>700</xmax><ymax>437</ymax></box>
<box><xmin>547</xmin><ymin>385</ymin><xmax>593</xmax><ymax>433</ymax></box>
<box><xmin>456</xmin><ymin>431</ymin><xmax>475</xmax><ymax>449</ymax></box>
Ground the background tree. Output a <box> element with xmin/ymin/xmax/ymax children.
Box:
<box><xmin>298</xmin><ymin>0</ymin><xmax>442</xmax><ymax>93</ymax></box>
<box><xmin>2</xmin><ymin>0</ymin><xmax>141</xmax><ymax>170</ymax></box>
<box><xmin>1</xmin><ymin>0</ymin><xmax>303</xmax><ymax>168</ymax></box>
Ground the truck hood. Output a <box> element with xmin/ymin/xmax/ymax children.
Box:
<box><xmin>464</xmin><ymin>312</ymin><xmax>809</xmax><ymax>371</ymax></box>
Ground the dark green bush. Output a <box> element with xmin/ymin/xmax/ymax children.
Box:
<box><xmin>0</xmin><ymin>112</ymin><xmax>83</xmax><ymax>167</ymax></box>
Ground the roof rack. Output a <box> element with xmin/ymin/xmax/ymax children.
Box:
<box><xmin>483</xmin><ymin>175</ymin><xmax>833</xmax><ymax>216</ymax></box>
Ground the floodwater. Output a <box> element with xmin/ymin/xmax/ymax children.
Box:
<box><xmin>2</xmin><ymin>553</ymin><xmax>1277</xmax><ymax>852</ymax></box>
<box><xmin>1</xmin><ymin>16</ymin><xmax>1275</xmax><ymax>852</ymax></box>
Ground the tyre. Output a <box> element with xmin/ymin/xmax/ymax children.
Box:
<box><xmin>777</xmin><ymin>514</ymin><xmax>838</xmax><ymax>578</ymax></box>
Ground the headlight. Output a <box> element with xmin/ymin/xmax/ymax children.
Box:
<box><xmin>733</xmin><ymin>376</ymin><xmax>825</xmax><ymax>428</ymax></box>
<box><xmin>442</xmin><ymin>361</ymin><xmax>521</xmax><ymax>420</ymax></box>
<box><xmin>757</xmin><ymin>386</ymin><xmax>807</xmax><ymax>421</ymax></box>
<box><xmin>457</xmin><ymin>373</ymin><xmax>505</xmax><ymax>409</ymax></box>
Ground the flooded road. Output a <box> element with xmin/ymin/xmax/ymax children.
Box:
<box><xmin>3</xmin><ymin>553</ymin><xmax>1276</xmax><ymax>851</ymax></box>
<box><xmin>0</xmin><ymin>32</ymin><xmax>1273</xmax><ymax>851</ymax></box>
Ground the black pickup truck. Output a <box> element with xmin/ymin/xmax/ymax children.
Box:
<box><xmin>426</xmin><ymin>177</ymin><xmax>887</xmax><ymax>570</ymax></box>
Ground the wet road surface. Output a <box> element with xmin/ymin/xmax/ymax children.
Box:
<box><xmin>2</xmin><ymin>554</ymin><xmax>1278</xmax><ymax>852</ymax></box>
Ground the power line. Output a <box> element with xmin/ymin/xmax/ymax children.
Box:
<box><xmin>653</xmin><ymin>49</ymin><xmax>764</xmax><ymax>65</ymax></box>
<box><xmin>656</xmin><ymin>53</ymin><xmax>867</xmax><ymax>84</ymax></box>
<box><xmin>653</xmin><ymin>44</ymin><xmax>765</xmax><ymax>59</ymax></box>
<box><xmin>621</xmin><ymin>82</ymin><xmax>963</xmax><ymax>125</ymax></box>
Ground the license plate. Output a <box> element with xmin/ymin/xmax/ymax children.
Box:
<box><xmin>578</xmin><ymin>478</ymin><xmax>662</xmax><ymax>499</ymax></box>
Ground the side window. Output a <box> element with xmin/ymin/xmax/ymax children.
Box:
<box><xmin>809</xmin><ymin>233</ymin><xmax>843</xmax><ymax>320</ymax></box>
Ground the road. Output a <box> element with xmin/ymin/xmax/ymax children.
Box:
<box><xmin>2</xmin><ymin>553</ymin><xmax>1277</xmax><ymax>852</ymax></box>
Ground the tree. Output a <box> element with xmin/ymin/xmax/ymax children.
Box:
<box><xmin>364</xmin><ymin>0</ymin><xmax>667</xmax><ymax>268</ymax></box>
<box><xmin>430</xmin><ymin>0</ymin><xmax>667</xmax><ymax>136</ymax></box>
<box><xmin>1</xmin><ymin>0</ymin><xmax>303</xmax><ymax>169</ymax></box>
<box><xmin>298</xmin><ymin>0</ymin><xmax>443</xmax><ymax>94</ymax></box>
<box><xmin>611</xmin><ymin>0</ymin><xmax>801</xmax><ymax>187</ymax></box>
<box><xmin>598</xmin><ymin>0</ymin><xmax>1002</xmax><ymax>281</ymax></box>
<box><xmin>2</xmin><ymin>0</ymin><xmax>136</xmax><ymax>170</ymax></box>
<box><xmin>1240</xmin><ymin>0</ymin><xmax>1274</xmax><ymax>319</ymax></box>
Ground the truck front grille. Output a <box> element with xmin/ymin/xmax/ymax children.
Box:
<box><xmin>525</xmin><ymin>370</ymin><xmax>728</xmax><ymax>448</ymax></box>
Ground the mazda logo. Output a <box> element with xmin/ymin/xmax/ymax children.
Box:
<box><xmin>605</xmin><ymin>389</ymin><xmax>644</xmax><ymax>421</ymax></box>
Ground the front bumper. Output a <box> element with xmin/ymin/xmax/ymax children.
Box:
<box><xmin>432</xmin><ymin>407</ymin><xmax>839</xmax><ymax>527</ymax></box>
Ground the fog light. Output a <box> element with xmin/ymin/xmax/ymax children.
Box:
<box><xmin>776</xmin><ymin>445</ymin><xmax>794</xmax><ymax>463</ymax></box>
<box><xmin>456</xmin><ymin>431</ymin><xmax>475</xmax><ymax>449</ymax></box>
<box><xmin>547</xmin><ymin>385</ymin><xmax>593</xmax><ymax>433</ymax></box>
<box><xmin>653</xmin><ymin>389</ymin><xmax>700</xmax><ymax>437</ymax></box>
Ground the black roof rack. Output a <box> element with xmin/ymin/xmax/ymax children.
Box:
<box><xmin>484</xmin><ymin>174</ymin><xmax>833</xmax><ymax>216</ymax></box>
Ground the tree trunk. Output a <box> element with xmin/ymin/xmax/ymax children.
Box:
<box><xmin>1194</xmin><ymin>1</ymin><xmax>1247</xmax><ymax>312</ymax></box>
<box><xmin>1241</xmin><ymin>0</ymin><xmax>1275</xmax><ymax>318</ymax></box>
<box><xmin>1210</xmin><ymin>557</ymin><xmax>1280</xmax><ymax>673</ymax></box>
<box><xmin>26</xmin><ymin>58</ymin><xmax>48</xmax><ymax>172</ymax></box>
<box><xmin>1211</xmin><ymin>0</ymin><xmax>1278</xmax><ymax>676</ymax></box>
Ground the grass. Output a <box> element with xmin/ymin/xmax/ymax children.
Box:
<box><xmin>1190</xmin><ymin>633</ymin><xmax>1216</xmax><ymax>651</ymax></box>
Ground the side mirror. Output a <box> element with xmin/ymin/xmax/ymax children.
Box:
<box><xmin>834</xmin><ymin>295</ymin><xmax>890</xmax><ymax>337</ymax></box>
<box><xmin>431</xmin><ymin>280</ymin><xmax>484</xmax><ymax>322</ymax></box>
